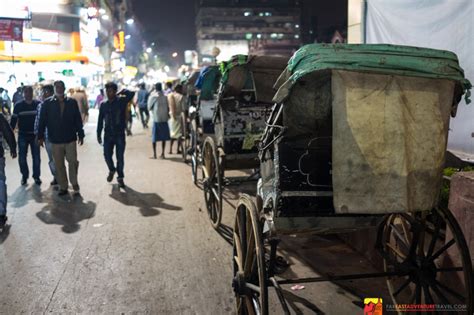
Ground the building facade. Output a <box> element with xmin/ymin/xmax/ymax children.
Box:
<box><xmin>195</xmin><ymin>0</ymin><xmax>302</xmax><ymax>62</ymax></box>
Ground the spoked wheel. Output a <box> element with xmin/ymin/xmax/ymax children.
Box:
<box><xmin>180</xmin><ymin>112</ymin><xmax>190</xmax><ymax>163</ymax></box>
<box><xmin>232</xmin><ymin>194</ymin><xmax>268</xmax><ymax>315</ymax></box>
<box><xmin>379</xmin><ymin>208</ymin><xmax>473</xmax><ymax>314</ymax></box>
<box><xmin>190</xmin><ymin>119</ymin><xmax>199</xmax><ymax>185</ymax></box>
<box><xmin>202</xmin><ymin>137</ymin><xmax>222</xmax><ymax>229</ymax></box>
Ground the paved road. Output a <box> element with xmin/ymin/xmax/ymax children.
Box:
<box><xmin>0</xmin><ymin>110</ymin><xmax>363</xmax><ymax>314</ymax></box>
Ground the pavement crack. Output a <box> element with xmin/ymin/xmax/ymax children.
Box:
<box><xmin>42</xmin><ymin>212</ymin><xmax>93</xmax><ymax>314</ymax></box>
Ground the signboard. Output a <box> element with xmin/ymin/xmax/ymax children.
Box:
<box><xmin>113</xmin><ymin>31</ymin><xmax>125</xmax><ymax>52</ymax></box>
<box><xmin>24</xmin><ymin>28</ymin><xmax>59</xmax><ymax>44</ymax></box>
<box><xmin>0</xmin><ymin>20</ymin><xmax>24</xmax><ymax>42</ymax></box>
<box><xmin>0</xmin><ymin>5</ymin><xmax>30</xmax><ymax>20</ymax></box>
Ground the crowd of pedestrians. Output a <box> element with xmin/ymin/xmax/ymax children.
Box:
<box><xmin>0</xmin><ymin>79</ymin><xmax>187</xmax><ymax>228</ymax></box>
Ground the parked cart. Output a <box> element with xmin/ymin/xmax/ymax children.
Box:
<box><xmin>202</xmin><ymin>55</ymin><xmax>288</xmax><ymax>228</ymax></box>
<box><xmin>188</xmin><ymin>65</ymin><xmax>221</xmax><ymax>184</ymax></box>
<box><xmin>231</xmin><ymin>44</ymin><xmax>473</xmax><ymax>314</ymax></box>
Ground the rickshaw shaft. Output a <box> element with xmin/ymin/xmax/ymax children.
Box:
<box><xmin>276</xmin><ymin>270</ymin><xmax>406</xmax><ymax>285</ymax></box>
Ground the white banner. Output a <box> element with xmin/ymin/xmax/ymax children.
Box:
<box><xmin>366</xmin><ymin>0</ymin><xmax>474</xmax><ymax>157</ymax></box>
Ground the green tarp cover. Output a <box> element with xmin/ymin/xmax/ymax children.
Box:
<box><xmin>196</xmin><ymin>66</ymin><xmax>221</xmax><ymax>101</ymax></box>
<box><xmin>220</xmin><ymin>55</ymin><xmax>249</xmax><ymax>85</ymax></box>
<box><xmin>273</xmin><ymin>44</ymin><xmax>472</xmax><ymax>104</ymax></box>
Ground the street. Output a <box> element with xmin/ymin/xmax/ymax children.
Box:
<box><xmin>0</xmin><ymin>110</ymin><xmax>365</xmax><ymax>314</ymax></box>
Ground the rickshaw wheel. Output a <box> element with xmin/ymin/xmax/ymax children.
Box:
<box><xmin>180</xmin><ymin>112</ymin><xmax>189</xmax><ymax>163</ymax></box>
<box><xmin>380</xmin><ymin>208</ymin><xmax>473</xmax><ymax>313</ymax></box>
<box><xmin>202</xmin><ymin>137</ymin><xmax>222</xmax><ymax>229</ymax></box>
<box><xmin>190</xmin><ymin>119</ymin><xmax>199</xmax><ymax>185</ymax></box>
<box><xmin>232</xmin><ymin>194</ymin><xmax>268</xmax><ymax>315</ymax></box>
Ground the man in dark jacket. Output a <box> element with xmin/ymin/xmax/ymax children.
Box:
<box><xmin>0</xmin><ymin>113</ymin><xmax>17</xmax><ymax>227</ymax></box>
<box><xmin>97</xmin><ymin>82</ymin><xmax>135</xmax><ymax>188</ymax></box>
<box><xmin>37</xmin><ymin>81</ymin><xmax>84</xmax><ymax>196</ymax></box>
<box><xmin>10</xmin><ymin>85</ymin><xmax>42</xmax><ymax>185</ymax></box>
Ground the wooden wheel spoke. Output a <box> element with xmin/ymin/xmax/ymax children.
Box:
<box><xmin>245</xmin><ymin>296</ymin><xmax>256</xmax><ymax>315</ymax></box>
<box><xmin>434</xmin><ymin>280</ymin><xmax>466</xmax><ymax>302</ymax></box>
<box><xmin>429</xmin><ymin>239</ymin><xmax>455</xmax><ymax>262</ymax></box>
<box><xmin>386</xmin><ymin>242</ymin><xmax>407</xmax><ymax>260</ymax></box>
<box><xmin>400</xmin><ymin>218</ymin><xmax>411</xmax><ymax>245</ymax></box>
<box><xmin>422</xmin><ymin>284</ymin><xmax>434</xmax><ymax>304</ymax></box>
<box><xmin>426</xmin><ymin>222</ymin><xmax>441</xmax><ymax>258</ymax></box>
<box><xmin>211</xmin><ymin>187</ymin><xmax>220</xmax><ymax>203</ymax></box>
<box><xmin>415</xmin><ymin>282</ymin><xmax>422</xmax><ymax>304</ymax></box>
<box><xmin>234</xmin><ymin>232</ymin><xmax>244</xmax><ymax>269</ymax></box>
<box><xmin>239</xmin><ymin>209</ymin><xmax>247</xmax><ymax>261</ymax></box>
<box><xmin>244</xmin><ymin>232</ymin><xmax>255</xmax><ymax>276</ymax></box>
<box><xmin>234</xmin><ymin>255</ymin><xmax>244</xmax><ymax>273</ymax></box>
<box><xmin>393</xmin><ymin>278</ymin><xmax>412</xmax><ymax>297</ymax></box>
<box><xmin>431</xmin><ymin>283</ymin><xmax>450</xmax><ymax>304</ymax></box>
<box><xmin>390</xmin><ymin>223</ymin><xmax>410</xmax><ymax>250</ymax></box>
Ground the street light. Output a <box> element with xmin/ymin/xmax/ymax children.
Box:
<box><xmin>146</xmin><ymin>47</ymin><xmax>152</xmax><ymax>53</ymax></box>
<box><xmin>126</xmin><ymin>18</ymin><xmax>134</xmax><ymax>25</ymax></box>
<box><xmin>102</xmin><ymin>14</ymin><xmax>109</xmax><ymax>20</ymax></box>
<box><xmin>172</xmin><ymin>52</ymin><xmax>178</xmax><ymax>58</ymax></box>
<box><xmin>125</xmin><ymin>34</ymin><xmax>131</xmax><ymax>40</ymax></box>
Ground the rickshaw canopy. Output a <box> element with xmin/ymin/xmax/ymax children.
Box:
<box><xmin>219</xmin><ymin>55</ymin><xmax>288</xmax><ymax>104</ymax></box>
<box><xmin>274</xmin><ymin>44</ymin><xmax>471</xmax><ymax>104</ymax></box>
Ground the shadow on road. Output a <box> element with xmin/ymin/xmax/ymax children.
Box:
<box><xmin>10</xmin><ymin>184</ymin><xmax>44</xmax><ymax>208</ymax></box>
<box><xmin>282</xmin><ymin>289</ymin><xmax>325</xmax><ymax>314</ymax></box>
<box><xmin>216</xmin><ymin>223</ymin><xmax>233</xmax><ymax>246</ymax></box>
<box><xmin>0</xmin><ymin>224</ymin><xmax>11</xmax><ymax>244</ymax></box>
<box><xmin>36</xmin><ymin>194</ymin><xmax>96</xmax><ymax>233</ymax></box>
<box><xmin>109</xmin><ymin>185</ymin><xmax>182</xmax><ymax>217</ymax></box>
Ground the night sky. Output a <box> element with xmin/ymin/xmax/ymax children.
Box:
<box><xmin>131</xmin><ymin>0</ymin><xmax>347</xmax><ymax>62</ymax></box>
<box><xmin>131</xmin><ymin>0</ymin><xmax>197</xmax><ymax>63</ymax></box>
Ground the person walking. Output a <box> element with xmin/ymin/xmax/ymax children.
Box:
<box><xmin>164</xmin><ymin>82</ymin><xmax>173</xmax><ymax>96</ymax></box>
<box><xmin>148</xmin><ymin>83</ymin><xmax>170</xmax><ymax>159</ymax></box>
<box><xmin>137</xmin><ymin>83</ymin><xmax>150</xmax><ymax>129</ymax></box>
<box><xmin>94</xmin><ymin>89</ymin><xmax>105</xmax><ymax>109</ymax></box>
<box><xmin>0</xmin><ymin>112</ymin><xmax>17</xmax><ymax>228</ymax></box>
<box><xmin>10</xmin><ymin>86</ymin><xmax>42</xmax><ymax>185</ymax></box>
<box><xmin>12</xmin><ymin>85</ymin><xmax>24</xmax><ymax>105</ymax></box>
<box><xmin>34</xmin><ymin>84</ymin><xmax>57</xmax><ymax>186</ymax></box>
<box><xmin>167</xmin><ymin>84</ymin><xmax>185</xmax><ymax>154</ymax></box>
<box><xmin>37</xmin><ymin>80</ymin><xmax>84</xmax><ymax>196</ymax></box>
<box><xmin>71</xmin><ymin>87</ymin><xmax>89</xmax><ymax>124</ymax></box>
<box><xmin>97</xmin><ymin>82</ymin><xmax>135</xmax><ymax>188</ymax></box>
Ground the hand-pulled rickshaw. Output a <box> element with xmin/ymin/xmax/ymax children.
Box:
<box><xmin>180</xmin><ymin>69</ymin><xmax>201</xmax><ymax>163</ymax></box>
<box><xmin>201</xmin><ymin>55</ymin><xmax>288</xmax><ymax>229</ymax></box>
<box><xmin>188</xmin><ymin>65</ymin><xmax>221</xmax><ymax>184</ymax></box>
<box><xmin>231</xmin><ymin>44</ymin><xmax>473</xmax><ymax>314</ymax></box>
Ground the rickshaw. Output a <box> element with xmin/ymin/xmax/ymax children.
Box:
<box><xmin>180</xmin><ymin>69</ymin><xmax>201</xmax><ymax>163</ymax></box>
<box><xmin>231</xmin><ymin>44</ymin><xmax>473</xmax><ymax>314</ymax></box>
<box><xmin>202</xmin><ymin>55</ymin><xmax>288</xmax><ymax>229</ymax></box>
<box><xmin>188</xmin><ymin>65</ymin><xmax>221</xmax><ymax>184</ymax></box>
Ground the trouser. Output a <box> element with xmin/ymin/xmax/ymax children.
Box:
<box><xmin>104</xmin><ymin>135</ymin><xmax>126</xmax><ymax>179</ymax></box>
<box><xmin>0</xmin><ymin>157</ymin><xmax>7</xmax><ymax>216</ymax></box>
<box><xmin>139</xmin><ymin>108</ymin><xmax>150</xmax><ymax>127</ymax></box>
<box><xmin>45</xmin><ymin>139</ymin><xmax>56</xmax><ymax>178</ymax></box>
<box><xmin>18</xmin><ymin>134</ymin><xmax>41</xmax><ymax>180</ymax></box>
<box><xmin>52</xmin><ymin>141</ymin><xmax>79</xmax><ymax>191</ymax></box>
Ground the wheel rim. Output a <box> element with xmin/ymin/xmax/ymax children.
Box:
<box><xmin>380</xmin><ymin>208</ymin><xmax>473</xmax><ymax>313</ymax></box>
<box><xmin>233</xmin><ymin>195</ymin><xmax>268</xmax><ymax>315</ymax></box>
<box><xmin>202</xmin><ymin>138</ymin><xmax>222</xmax><ymax>229</ymax></box>
<box><xmin>191</xmin><ymin>120</ymin><xmax>198</xmax><ymax>185</ymax></box>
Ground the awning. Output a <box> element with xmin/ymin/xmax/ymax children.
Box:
<box><xmin>0</xmin><ymin>52</ymin><xmax>89</xmax><ymax>63</ymax></box>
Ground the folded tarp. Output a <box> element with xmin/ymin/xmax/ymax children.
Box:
<box><xmin>195</xmin><ymin>66</ymin><xmax>221</xmax><ymax>101</ymax></box>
